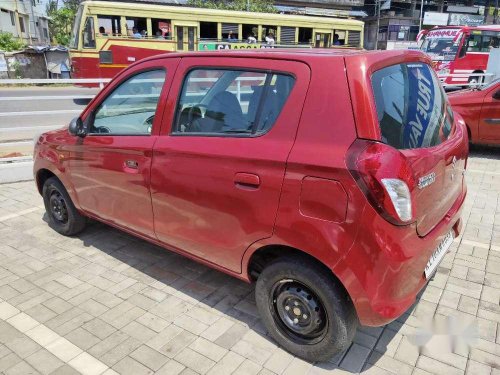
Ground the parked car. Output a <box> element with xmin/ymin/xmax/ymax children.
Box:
<box><xmin>34</xmin><ymin>49</ymin><xmax>468</xmax><ymax>362</ymax></box>
<box><xmin>448</xmin><ymin>79</ymin><xmax>500</xmax><ymax>145</ymax></box>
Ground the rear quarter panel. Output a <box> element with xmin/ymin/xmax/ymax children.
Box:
<box><xmin>448</xmin><ymin>89</ymin><xmax>484</xmax><ymax>142</ymax></box>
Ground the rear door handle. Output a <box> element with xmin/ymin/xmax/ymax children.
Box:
<box><xmin>485</xmin><ymin>119</ymin><xmax>500</xmax><ymax>125</ymax></box>
<box><xmin>124</xmin><ymin>160</ymin><xmax>139</xmax><ymax>171</ymax></box>
<box><xmin>234</xmin><ymin>172</ymin><xmax>260</xmax><ymax>190</ymax></box>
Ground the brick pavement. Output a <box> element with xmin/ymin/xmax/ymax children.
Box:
<box><xmin>0</xmin><ymin>146</ymin><xmax>499</xmax><ymax>375</ymax></box>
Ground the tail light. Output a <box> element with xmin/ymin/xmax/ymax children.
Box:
<box><xmin>347</xmin><ymin>139</ymin><xmax>416</xmax><ymax>225</ymax></box>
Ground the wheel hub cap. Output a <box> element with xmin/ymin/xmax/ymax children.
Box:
<box><xmin>50</xmin><ymin>191</ymin><xmax>68</xmax><ymax>223</ymax></box>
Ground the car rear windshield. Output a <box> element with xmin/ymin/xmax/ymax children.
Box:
<box><xmin>371</xmin><ymin>63</ymin><xmax>453</xmax><ymax>150</ymax></box>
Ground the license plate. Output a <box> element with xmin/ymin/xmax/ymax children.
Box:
<box><xmin>424</xmin><ymin>231</ymin><xmax>454</xmax><ymax>279</ymax></box>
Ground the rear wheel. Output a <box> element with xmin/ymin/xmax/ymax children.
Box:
<box><xmin>255</xmin><ymin>257</ymin><xmax>357</xmax><ymax>362</ymax></box>
<box><xmin>43</xmin><ymin>177</ymin><xmax>86</xmax><ymax>236</ymax></box>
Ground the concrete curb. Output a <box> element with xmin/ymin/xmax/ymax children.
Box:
<box><xmin>0</xmin><ymin>160</ymin><xmax>34</xmax><ymax>184</ymax></box>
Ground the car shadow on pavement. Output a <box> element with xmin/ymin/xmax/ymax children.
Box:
<box><xmin>469</xmin><ymin>144</ymin><xmax>500</xmax><ymax>160</ymax></box>
<box><xmin>41</xmin><ymin>213</ymin><xmax>427</xmax><ymax>373</ymax></box>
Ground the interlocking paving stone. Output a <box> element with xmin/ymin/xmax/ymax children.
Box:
<box><xmin>0</xmin><ymin>146</ymin><xmax>499</xmax><ymax>374</ymax></box>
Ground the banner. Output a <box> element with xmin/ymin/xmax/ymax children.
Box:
<box><xmin>448</xmin><ymin>13</ymin><xmax>485</xmax><ymax>26</ymax></box>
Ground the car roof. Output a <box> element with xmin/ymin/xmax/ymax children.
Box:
<box><xmin>140</xmin><ymin>48</ymin><xmax>427</xmax><ymax>64</ymax></box>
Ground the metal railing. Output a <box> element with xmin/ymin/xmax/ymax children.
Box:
<box><xmin>0</xmin><ymin>78</ymin><xmax>110</xmax><ymax>157</ymax></box>
<box><xmin>439</xmin><ymin>72</ymin><xmax>496</xmax><ymax>88</ymax></box>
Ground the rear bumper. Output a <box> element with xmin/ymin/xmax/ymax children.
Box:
<box><xmin>335</xmin><ymin>185</ymin><xmax>466</xmax><ymax>326</ymax></box>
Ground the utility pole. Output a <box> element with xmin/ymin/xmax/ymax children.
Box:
<box><xmin>375</xmin><ymin>0</ymin><xmax>381</xmax><ymax>50</ymax></box>
<box><xmin>495</xmin><ymin>0</ymin><xmax>499</xmax><ymax>24</ymax></box>
<box><xmin>419</xmin><ymin>0</ymin><xmax>424</xmax><ymax>32</ymax></box>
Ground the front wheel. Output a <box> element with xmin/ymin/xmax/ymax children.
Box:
<box><xmin>43</xmin><ymin>177</ymin><xmax>87</xmax><ymax>236</ymax></box>
<box><xmin>255</xmin><ymin>257</ymin><xmax>358</xmax><ymax>362</ymax></box>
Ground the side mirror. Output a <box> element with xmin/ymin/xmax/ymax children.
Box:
<box><xmin>493</xmin><ymin>90</ymin><xmax>500</xmax><ymax>100</ymax></box>
<box><xmin>68</xmin><ymin>117</ymin><xmax>86</xmax><ymax>137</ymax></box>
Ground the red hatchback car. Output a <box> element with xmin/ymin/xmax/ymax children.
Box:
<box><xmin>34</xmin><ymin>49</ymin><xmax>468</xmax><ymax>361</ymax></box>
<box><xmin>448</xmin><ymin>79</ymin><xmax>500</xmax><ymax>145</ymax></box>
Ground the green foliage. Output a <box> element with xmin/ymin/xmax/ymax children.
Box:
<box><xmin>0</xmin><ymin>32</ymin><xmax>25</xmax><ymax>52</ymax></box>
<box><xmin>187</xmin><ymin>0</ymin><xmax>277</xmax><ymax>13</ymax></box>
<box><xmin>46</xmin><ymin>0</ymin><xmax>79</xmax><ymax>46</ymax></box>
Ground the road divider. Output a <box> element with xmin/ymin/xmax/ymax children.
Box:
<box><xmin>0</xmin><ymin>125</ymin><xmax>63</xmax><ymax>142</ymax></box>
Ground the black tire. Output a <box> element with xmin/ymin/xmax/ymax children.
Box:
<box><xmin>255</xmin><ymin>257</ymin><xmax>358</xmax><ymax>362</ymax></box>
<box><xmin>42</xmin><ymin>177</ymin><xmax>86</xmax><ymax>236</ymax></box>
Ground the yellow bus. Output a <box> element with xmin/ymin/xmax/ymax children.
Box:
<box><xmin>70</xmin><ymin>0</ymin><xmax>364</xmax><ymax>78</ymax></box>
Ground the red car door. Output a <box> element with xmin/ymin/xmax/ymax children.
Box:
<box><xmin>150</xmin><ymin>57</ymin><xmax>310</xmax><ymax>272</ymax></box>
<box><xmin>478</xmin><ymin>82</ymin><xmax>500</xmax><ymax>142</ymax></box>
<box><xmin>69</xmin><ymin>58</ymin><xmax>180</xmax><ymax>237</ymax></box>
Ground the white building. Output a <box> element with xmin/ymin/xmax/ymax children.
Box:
<box><xmin>0</xmin><ymin>0</ymin><xmax>50</xmax><ymax>46</ymax></box>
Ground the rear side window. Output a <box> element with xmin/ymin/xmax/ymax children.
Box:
<box><xmin>173</xmin><ymin>68</ymin><xmax>295</xmax><ymax>136</ymax></box>
<box><xmin>371</xmin><ymin>63</ymin><xmax>452</xmax><ymax>150</ymax></box>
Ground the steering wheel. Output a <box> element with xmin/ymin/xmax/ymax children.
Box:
<box><xmin>94</xmin><ymin>126</ymin><xmax>110</xmax><ymax>134</ymax></box>
<box><xmin>186</xmin><ymin>104</ymin><xmax>207</xmax><ymax>132</ymax></box>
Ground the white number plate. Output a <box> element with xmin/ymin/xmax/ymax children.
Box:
<box><xmin>424</xmin><ymin>231</ymin><xmax>454</xmax><ymax>279</ymax></box>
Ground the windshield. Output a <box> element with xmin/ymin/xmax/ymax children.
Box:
<box><xmin>69</xmin><ymin>5</ymin><xmax>84</xmax><ymax>49</ymax></box>
<box><xmin>421</xmin><ymin>38</ymin><xmax>459</xmax><ymax>61</ymax></box>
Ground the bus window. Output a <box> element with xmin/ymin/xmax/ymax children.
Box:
<box><xmin>82</xmin><ymin>17</ymin><xmax>96</xmax><ymax>48</ymax></box>
<box><xmin>333</xmin><ymin>30</ymin><xmax>346</xmax><ymax>45</ymax></box>
<box><xmin>347</xmin><ymin>30</ymin><xmax>361</xmax><ymax>47</ymax></box>
<box><xmin>70</xmin><ymin>5</ymin><xmax>83</xmax><ymax>49</ymax></box>
<box><xmin>298</xmin><ymin>27</ymin><xmax>312</xmax><ymax>44</ymax></box>
<box><xmin>467</xmin><ymin>34</ymin><xmax>483</xmax><ymax>52</ymax></box>
<box><xmin>200</xmin><ymin>21</ymin><xmax>217</xmax><ymax>40</ymax></box>
<box><xmin>242</xmin><ymin>24</ymin><xmax>258</xmax><ymax>42</ymax></box>
<box><xmin>222</xmin><ymin>23</ymin><xmax>239</xmax><ymax>41</ymax></box>
<box><xmin>152</xmin><ymin>19</ymin><xmax>171</xmax><ymax>39</ymax></box>
<box><xmin>127</xmin><ymin>17</ymin><xmax>147</xmax><ymax>38</ymax></box>
<box><xmin>280</xmin><ymin>26</ymin><xmax>296</xmax><ymax>45</ymax></box>
<box><xmin>262</xmin><ymin>25</ymin><xmax>277</xmax><ymax>43</ymax></box>
<box><xmin>97</xmin><ymin>15</ymin><xmax>121</xmax><ymax>36</ymax></box>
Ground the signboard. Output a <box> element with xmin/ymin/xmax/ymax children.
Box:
<box><xmin>283</xmin><ymin>0</ymin><xmax>364</xmax><ymax>6</ymax></box>
<box><xmin>386</xmin><ymin>41</ymin><xmax>419</xmax><ymax>50</ymax></box>
<box><xmin>198</xmin><ymin>42</ymin><xmax>306</xmax><ymax>51</ymax></box>
<box><xmin>448</xmin><ymin>13</ymin><xmax>484</xmax><ymax>26</ymax></box>
<box><xmin>423</xmin><ymin>12</ymin><xmax>449</xmax><ymax>26</ymax></box>
<box><xmin>426</xmin><ymin>28</ymin><xmax>459</xmax><ymax>39</ymax></box>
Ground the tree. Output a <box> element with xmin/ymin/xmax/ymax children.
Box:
<box><xmin>0</xmin><ymin>32</ymin><xmax>25</xmax><ymax>52</ymax></box>
<box><xmin>46</xmin><ymin>0</ymin><xmax>78</xmax><ymax>46</ymax></box>
<box><xmin>187</xmin><ymin>0</ymin><xmax>277</xmax><ymax>13</ymax></box>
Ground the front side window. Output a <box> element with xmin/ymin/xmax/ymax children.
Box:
<box><xmin>91</xmin><ymin>70</ymin><xmax>166</xmax><ymax>135</ymax></box>
<box><xmin>82</xmin><ymin>17</ymin><xmax>96</xmax><ymax>48</ymax></box>
<box><xmin>173</xmin><ymin>68</ymin><xmax>295</xmax><ymax>136</ymax></box>
<box><xmin>371</xmin><ymin>63</ymin><xmax>452</xmax><ymax>150</ymax></box>
<box><xmin>70</xmin><ymin>5</ymin><xmax>83</xmax><ymax>49</ymax></box>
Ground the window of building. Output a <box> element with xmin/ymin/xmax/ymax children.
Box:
<box><xmin>347</xmin><ymin>31</ymin><xmax>361</xmax><ymax>47</ymax></box>
<box><xmin>97</xmin><ymin>15</ymin><xmax>121</xmax><ymax>36</ymax></box>
<box><xmin>43</xmin><ymin>28</ymin><xmax>48</xmax><ymax>38</ymax></box>
<box><xmin>173</xmin><ymin>68</ymin><xmax>295</xmax><ymax>136</ymax></box>
<box><xmin>298</xmin><ymin>27</ymin><xmax>312</xmax><ymax>44</ymax></box>
<box><xmin>152</xmin><ymin>19</ymin><xmax>171</xmax><ymax>39</ymax></box>
<box><xmin>82</xmin><ymin>17</ymin><xmax>95</xmax><ymax>48</ymax></box>
<box><xmin>126</xmin><ymin>17</ymin><xmax>147</xmax><ymax>38</ymax></box>
<box><xmin>19</xmin><ymin>17</ymin><xmax>25</xmax><ymax>33</ymax></box>
<box><xmin>200</xmin><ymin>21</ymin><xmax>217</xmax><ymax>40</ymax></box>
<box><xmin>91</xmin><ymin>70</ymin><xmax>166</xmax><ymax>135</ymax></box>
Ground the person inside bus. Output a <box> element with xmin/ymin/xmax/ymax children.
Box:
<box><xmin>99</xmin><ymin>26</ymin><xmax>108</xmax><ymax>37</ymax></box>
<box><xmin>141</xmin><ymin>30</ymin><xmax>147</xmax><ymax>38</ymax></box>
<box><xmin>333</xmin><ymin>33</ymin><xmax>341</xmax><ymax>46</ymax></box>
<box><xmin>247</xmin><ymin>33</ymin><xmax>257</xmax><ymax>44</ymax></box>
<box><xmin>489</xmin><ymin>37</ymin><xmax>499</xmax><ymax>50</ymax></box>
<box><xmin>156</xmin><ymin>30</ymin><xmax>164</xmax><ymax>39</ymax></box>
<box><xmin>227</xmin><ymin>31</ymin><xmax>236</xmax><ymax>42</ymax></box>
<box><xmin>132</xmin><ymin>28</ymin><xmax>142</xmax><ymax>38</ymax></box>
<box><xmin>265</xmin><ymin>32</ymin><xmax>275</xmax><ymax>45</ymax></box>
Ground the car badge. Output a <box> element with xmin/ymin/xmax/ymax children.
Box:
<box><xmin>418</xmin><ymin>172</ymin><xmax>436</xmax><ymax>190</ymax></box>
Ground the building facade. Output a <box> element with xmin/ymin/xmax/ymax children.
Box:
<box><xmin>0</xmin><ymin>0</ymin><xmax>50</xmax><ymax>46</ymax></box>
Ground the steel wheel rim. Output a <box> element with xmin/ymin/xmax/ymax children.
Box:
<box><xmin>270</xmin><ymin>279</ymin><xmax>328</xmax><ymax>345</ymax></box>
<box><xmin>49</xmin><ymin>190</ymin><xmax>68</xmax><ymax>224</ymax></box>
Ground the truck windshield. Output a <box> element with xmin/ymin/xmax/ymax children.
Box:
<box><xmin>421</xmin><ymin>37</ymin><xmax>459</xmax><ymax>61</ymax></box>
<box><xmin>69</xmin><ymin>5</ymin><xmax>84</xmax><ymax>49</ymax></box>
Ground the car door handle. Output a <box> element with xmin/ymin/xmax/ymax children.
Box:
<box><xmin>124</xmin><ymin>160</ymin><xmax>139</xmax><ymax>171</ymax></box>
<box><xmin>485</xmin><ymin>119</ymin><xmax>500</xmax><ymax>125</ymax></box>
<box><xmin>234</xmin><ymin>173</ymin><xmax>260</xmax><ymax>190</ymax></box>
